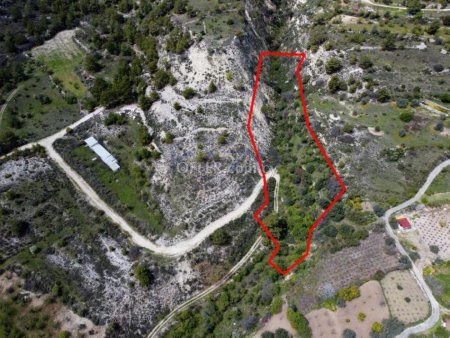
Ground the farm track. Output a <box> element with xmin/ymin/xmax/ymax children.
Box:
<box><xmin>0</xmin><ymin>87</ymin><xmax>20</xmax><ymax>129</ymax></box>
<box><xmin>2</xmin><ymin>107</ymin><xmax>279</xmax><ymax>257</ymax></box>
<box><xmin>147</xmin><ymin>170</ymin><xmax>280</xmax><ymax>337</ymax></box>
<box><xmin>384</xmin><ymin>159</ymin><xmax>450</xmax><ymax>338</ymax></box>
<box><xmin>360</xmin><ymin>0</ymin><xmax>450</xmax><ymax>11</ymax></box>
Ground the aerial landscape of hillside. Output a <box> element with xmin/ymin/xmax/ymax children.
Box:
<box><xmin>0</xmin><ymin>0</ymin><xmax>450</xmax><ymax>337</ymax></box>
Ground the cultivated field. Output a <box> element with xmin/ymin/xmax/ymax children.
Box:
<box><xmin>306</xmin><ymin>281</ymin><xmax>389</xmax><ymax>338</ymax></box>
<box><xmin>291</xmin><ymin>232</ymin><xmax>400</xmax><ymax>312</ymax></box>
<box><xmin>381</xmin><ymin>270</ymin><xmax>430</xmax><ymax>324</ymax></box>
<box><xmin>407</xmin><ymin>207</ymin><xmax>450</xmax><ymax>260</ymax></box>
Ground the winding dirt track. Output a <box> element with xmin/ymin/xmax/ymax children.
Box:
<box><xmin>4</xmin><ymin>107</ymin><xmax>279</xmax><ymax>257</ymax></box>
<box><xmin>360</xmin><ymin>0</ymin><xmax>450</xmax><ymax>11</ymax></box>
<box><xmin>0</xmin><ymin>87</ymin><xmax>20</xmax><ymax>128</ymax></box>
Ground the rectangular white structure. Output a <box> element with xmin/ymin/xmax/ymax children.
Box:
<box><xmin>84</xmin><ymin>136</ymin><xmax>120</xmax><ymax>172</ymax></box>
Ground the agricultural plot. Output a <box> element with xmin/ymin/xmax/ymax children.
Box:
<box><xmin>407</xmin><ymin>207</ymin><xmax>450</xmax><ymax>260</ymax></box>
<box><xmin>306</xmin><ymin>281</ymin><xmax>389</xmax><ymax>338</ymax></box>
<box><xmin>290</xmin><ymin>232</ymin><xmax>400</xmax><ymax>312</ymax></box>
<box><xmin>426</xmin><ymin>260</ymin><xmax>450</xmax><ymax>308</ymax></box>
<box><xmin>381</xmin><ymin>270</ymin><xmax>430</xmax><ymax>325</ymax></box>
<box><xmin>32</xmin><ymin>29</ymin><xmax>86</xmax><ymax>97</ymax></box>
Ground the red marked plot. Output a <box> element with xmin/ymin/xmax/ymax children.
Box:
<box><xmin>246</xmin><ymin>51</ymin><xmax>346</xmax><ymax>275</ymax></box>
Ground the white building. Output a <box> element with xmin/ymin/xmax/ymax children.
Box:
<box><xmin>85</xmin><ymin>136</ymin><xmax>120</xmax><ymax>172</ymax></box>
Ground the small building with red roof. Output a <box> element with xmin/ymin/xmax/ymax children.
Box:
<box><xmin>397</xmin><ymin>217</ymin><xmax>411</xmax><ymax>230</ymax></box>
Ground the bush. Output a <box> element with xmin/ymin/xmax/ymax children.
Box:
<box><xmin>134</xmin><ymin>264</ymin><xmax>152</xmax><ymax>287</ymax></box>
<box><xmin>358</xmin><ymin>312</ymin><xmax>366</xmax><ymax>321</ymax></box>
<box><xmin>359</xmin><ymin>55</ymin><xmax>373</xmax><ymax>70</ymax></box>
<box><xmin>433</xmin><ymin>64</ymin><xmax>444</xmax><ymax>73</ymax></box>
<box><xmin>153</xmin><ymin>69</ymin><xmax>176</xmax><ymax>90</ymax></box>
<box><xmin>287</xmin><ymin>308</ymin><xmax>312</xmax><ymax>337</ymax></box>
<box><xmin>262</xmin><ymin>332</ymin><xmax>275</xmax><ymax>338</ymax></box>
<box><xmin>181</xmin><ymin>87</ymin><xmax>196</xmax><ymax>99</ymax></box>
<box><xmin>325</xmin><ymin>58</ymin><xmax>343</xmax><ymax>74</ymax></box>
<box><xmin>396</xmin><ymin>99</ymin><xmax>408</xmax><ymax>108</ymax></box>
<box><xmin>275</xmin><ymin>328</ymin><xmax>290</xmax><ymax>338</ymax></box>
<box><xmin>210</xmin><ymin>228</ymin><xmax>231</xmax><ymax>245</ymax></box>
<box><xmin>105</xmin><ymin>112</ymin><xmax>127</xmax><ymax>126</ymax></box>
<box><xmin>208</xmin><ymin>81</ymin><xmax>217</xmax><ymax>93</ymax></box>
<box><xmin>440</xmin><ymin>93</ymin><xmax>450</xmax><ymax>103</ymax></box>
<box><xmin>342</xmin><ymin>329</ymin><xmax>356</xmax><ymax>338</ymax></box>
<box><xmin>271</xmin><ymin>297</ymin><xmax>283</xmax><ymax>314</ymax></box>
<box><xmin>375</xmin><ymin>88</ymin><xmax>391</xmax><ymax>103</ymax></box>
<box><xmin>430</xmin><ymin>245</ymin><xmax>440</xmax><ymax>254</ymax></box>
<box><xmin>371</xmin><ymin>321</ymin><xmax>383</xmax><ymax>333</ymax></box>
<box><xmin>343</xmin><ymin>123</ymin><xmax>354</xmax><ymax>134</ymax></box>
<box><xmin>338</xmin><ymin>285</ymin><xmax>360</xmax><ymax>301</ymax></box>
<box><xmin>328</xmin><ymin>76</ymin><xmax>347</xmax><ymax>94</ymax></box>
<box><xmin>399</xmin><ymin>111</ymin><xmax>413</xmax><ymax>122</ymax></box>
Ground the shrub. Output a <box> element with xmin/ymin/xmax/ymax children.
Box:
<box><xmin>434</xmin><ymin>120</ymin><xmax>444</xmax><ymax>132</ymax></box>
<box><xmin>271</xmin><ymin>297</ymin><xmax>283</xmax><ymax>314</ymax></box>
<box><xmin>396</xmin><ymin>98</ymin><xmax>408</xmax><ymax>108</ymax></box>
<box><xmin>328</xmin><ymin>76</ymin><xmax>347</xmax><ymax>93</ymax></box>
<box><xmin>274</xmin><ymin>328</ymin><xmax>290</xmax><ymax>338</ymax></box>
<box><xmin>433</xmin><ymin>64</ymin><xmax>444</xmax><ymax>73</ymax></box>
<box><xmin>358</xmin><ymin>312</ymin><xmax>366</xmax><ymax>321</ymax></box>
<box><xmin>343</xmin><ymin>123</ymin><xmax>354</xmax><ymax>134</ymax></box>
<box><xmin>359</xmin><ymin>55</ymin><xmax>373</xmax><ymax>70</ymax></box>
<box><xmin>262</xmin><ymin>332</ymin><xmax>275</xmax><ymax>338</ymax></box>
<box><xmin>134</xmin><ymin>264</ymin><xmax>152</xmax><ymax>287</ymax></box>
<box><xmin>208</xmin><ymin>81</ymin><xmax>217</xmax><ymax>93</ymax></box>
<box><xmin>287</xmin><ymin>308</ymin><xmax>312</xmax><ymax>337</ymax></box>
<box><xmin>443</xmin><ymin>15</ymin><xmax>450</xmax><ymax>27</ymax></box>
<box><xmin>59</xmin><ymin>331</ymin><xmax>70</xmax><ymax>338</ymax></box>
<box><xmin>210</xmin><ymin>228</ymin><xmax>231</xmax><ymax>245</ymax></box>
<box><xmin>325</xmin><ymin>58</ymin><xmax>343</xmax><ymax>74</ymax></box>
<box><xmin>371</xmin><ymin>321</ymin><xmax>383</xmax><ymax>333</ymax></box>
<box><xmin>162</xmin><ymin>132</ymin><xmax>174</xmax><ymax>144</ymax></box>
<box><xmin>153</xmin><ymin>69</ymin><xmax>176</xmax><ymax>90</ymax></box>
<box><xmin>375</xmin><ymin>88</ymin><xmax>391</xmax><ymax>103</ymax></box>
<box><xmin>399</xmin><ymin>111</ymin><xmax>413</xmax><ymax>122</ymax></box>
<box><xmin>181</xmin><ymin>87</ymin><xmax>196</xmax><ymax>99</ymax></box>
<box><xmin>174</xmin><ymin>102</ymin><xmax>182</xmax><ymax>110</ymax></box>
<box><xmin>430</xmin><ymin>245</ymin><xmax>440</xmax><ymax>254</ymax></box>
<box><xmin>440</xmin><ymin>93</ymin><xmax>450</xmax><ymax>103</ymax></box>
<box><xmin>342</xmin><ymin>328</ymin><xmax>356</xmax><ymax>338</ymax></box>
<box><xmin>337</xmin><ymin>285</ymin><xmax>360</xmax><ymax>301</ymax></box>
<box><xmin>104</xmin><ymin>112</ymin><xmax>127</xmax><ymax>126</ymax></box>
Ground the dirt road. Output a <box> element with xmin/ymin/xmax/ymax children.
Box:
<box><xmin>0</xmin><ymin>87</ymin><xmax>20</xmax><ymax>128</ymax></box>
<box><xmin>360</xmin><ymin>0</ymin><xmax>450</xmax><ymax>11</ymax></box>
<box><xmin>4</xmin><ymin>107</ymin><xmax>280</xmax><ymax>257</ymax></box>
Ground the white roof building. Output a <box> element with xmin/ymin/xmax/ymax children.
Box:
<box><xmin>84</xmin><ymin>136</ymin><xmax>120</xmax><ymax>172</ymax></box>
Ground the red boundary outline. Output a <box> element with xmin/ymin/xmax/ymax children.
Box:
<box><xmin>246</xmin><ymin>51</ymin><xmax>347</xmax><ymax>275</ymax></box>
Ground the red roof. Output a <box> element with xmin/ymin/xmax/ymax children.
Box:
<box><xmin>397</xmin><ymin>218</ymin><xmax>411</xmax><ymax>229</ymax></box>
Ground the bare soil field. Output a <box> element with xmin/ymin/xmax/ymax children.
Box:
<box><xmin>381</xmin><ymin>270</ymin><xmax>430</xmax><ymax>325</ymax></box>
<box><xmin>306</xmin><ymin>281</ymin><xmax>389</xmax><ymax>338</ymax></box>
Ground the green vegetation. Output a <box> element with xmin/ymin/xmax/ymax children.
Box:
<box><xmin>58</xmin><ymin>119</ymin><xmax>164</xmax><ymax>235</ymax></box>
<box><xmin>271</xmin><ymin>296</ymin><xmax>283</xmax><ymax>314</ymax></box>
<box><xmin>134</xmin><ymin>264</ymin><xmax>153</xmax><ymax>287</ymax></box>
<box><xmin>337</xmin><ymin>285</ymin><xmax>361</xmax><ymax>301</ymax></box>
<box><xmin>287</xmin><ymin>308</ymin><xmax>312</xmax><ymax>337</ymax></box>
